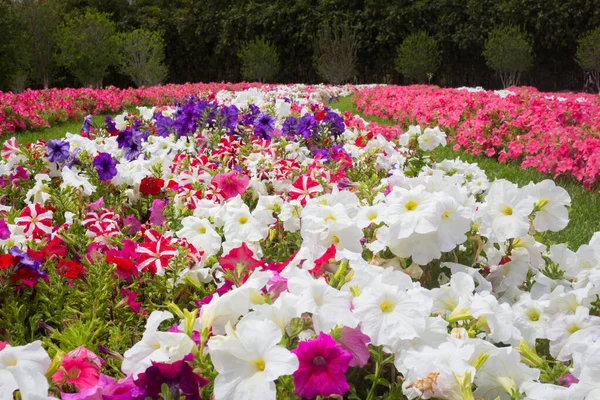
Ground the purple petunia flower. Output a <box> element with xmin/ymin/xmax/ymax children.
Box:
<box><xmin>81</xmin><ymin>115</ymin><xmax>92</xmax><ymax>134</ymax></box>
<box><xmin>9</xmin><ymin>246</ymin><xmax>47</xmax><ymax>279</ymax></box>
<box><xmin>46</xmin><ymin>139</ymin><xmax>71</xmax><ymax>163</ymax></box>
<box><xmin>254</xmin><ymin>112</ymin><xmax>275</xmax><ymax>140</ymax></box>
<box><xmin>324</xmin><ymin>111</ymin><xmax>345</xmax><ymax>137</ymax></box>
<box><xmin>105</xmin><ymin>116</ymin><xmax>117</xmax><ymax>134</ymax></box>
<box><xmin>220</xmin><ymin>104</ymin><xmax>239</xmax><ymax>134</ymax></box>
<box><xmin>297</xmin><ymin>113</ymin><xmax>319</xmax><ymax>139</ymax></box>
<box><xmin>93</xmin><ymin>153</ymin><xmax>118</xmax><ymax>181</ymax></box>
<box><xmin>154</xmin><ymin>113</ymin><xmax>176</xmax><ymax>138</ymax></box>
<box><xmin>116</xmin><ymin>129</ymin><xmax>134</xmax><ymax>149</ymax></box>
<box><xmin>282</xmin><ymin>116</ymin><xmax>298</xmax><ymax>137</ymax></box>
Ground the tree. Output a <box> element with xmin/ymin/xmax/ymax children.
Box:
<box><xmin>237</xmin><ymin>37</ymin><xmax>280</xmax><ymax>82</ymax></box>
<box><xmin>0</xmin><ymin>0</ymin><xmax>29</xmax><ymax>91</ymax></box>
<box><xmin>483</xmin><ymin>25</ymin><xmax>534</xmax><ymax>88</ymax></box>
<box><xmin>314</xmin><ymin>21</ymin><xmax>357</xmax><ymax>84</ymax></box>
<box><xmin>576</xmin><ymin>28</ymin><xmax>600</xmax><ymax>93</ymax></box>
<box><xmin>56</xmin><ymin>9</ymin><xmax>118</xmax><ymax>88</ymax></box>
<box><xmin>395</xmin><ymin>31</ymin><xmax>441</xmax><ymax>84</ymax></box>
<box><xmin>19</xmin><ymin>0</ymin><xmax>61</xmax><ymax>88</ymax></box>
<box><xmin>118</xmin><ymin>29</ymin><xmax>167</xmax><ymax>87</ymax></box>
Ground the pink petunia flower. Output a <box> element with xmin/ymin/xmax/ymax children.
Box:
<box><xmin>291</xmin><ymin>332</ymin><xmax>353</xmax><ymax>398</ymax></box>
<box><xmin>211</xmin><ymin>171</ymin><xmax>249</xmax><ymax>200</ymax></box>
<box><xmin>337</xmin><ymin>326</ymin><xmax>371</xmax><ymax>367</ymax></box>
<box><xmin>53</xmin><ymin>350</ymin><xmax>101</xmax><ymax>390</ymax></box>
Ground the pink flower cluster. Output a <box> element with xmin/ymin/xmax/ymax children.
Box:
<box><xmin>0</xmin><ymin>82</ymin><xmax>267</xmax><ymax>135</ymax></box>
<box><xmin>354</xmin><ymin>85</ymin><xmax>600</xmax><ymax>189</ymax></box>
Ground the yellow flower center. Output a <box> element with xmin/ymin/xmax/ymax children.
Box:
<box><xmin>238</xmin><ymin>216</ymin><xmax>248</xmax><ymax>224</ymax></box>
<box><xmin>441</xmin><ymin>210</ymin><xmax>451</xmax><ymax>220</ymax></box>
<box><xmin>567</xmin><ymin>324</ymin><xmax>581</xmax><ymax>334</ymax></box>
<box><xmin>197</xmin><ymin>226</ymin><xmax>207</xmax><ymax>234</ymax></box>
<box><xmin>501</xmin><ymin>206</ymin><xmax>513</xmax><ymax>216</ymax></box>
<box><xmin>367</xmin><ymin>211</ymin><xmax>377</xmax><ymax>221</ymax></box>
<box><xmin>331</xmin><ymin>235</ymin><xmax>340</xmax><ymax>245</ymax></box>
<box><xmin>380</xmin><ymin>299</ymin><xmax>394</xmax><ymax>313</ymax></box>
<box><xmin>253</xmin><ymin>359</ymin><xmax>266</xmax><ymax>372</ymax></box>
<box><xmin>527</xmin><ymin>309</ymin><xmax>540</xmax><ymax>322</ymax></box>
<box><xmin>4</xmin><ymin>355</ymin><xmax>17</xmax><ymax>367</ymax></box>
<box><xmin>404</xmin><ymin>200</ymin><xmax>418</xmax><ymax>211</ymax></box>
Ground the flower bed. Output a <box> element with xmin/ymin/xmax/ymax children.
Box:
<box><xmin>354</xmin><ymin>85</ymin><xmax>600</xmax><ymax>190</ymax></box>
<box><xmin>0</xmin><ymin>85</ymin><xmax>599</xmax><ymax>399</ymax></box>
<box><xmin>0</xmin><ymin>83</ymin><xmax>353</xmax><ymax>136</ymax></box>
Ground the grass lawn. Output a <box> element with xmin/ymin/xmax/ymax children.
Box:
<box><xmin>2</xmin><ymin>114</ymin><xmax>112</xmax><ymax>147</ymax></box>
<box><xmin>330</xmin><ymin>96</ymin><xmax>600</xmax><ymax>249</ymax></box>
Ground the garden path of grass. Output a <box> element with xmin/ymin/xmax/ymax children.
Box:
<box><xmin>330</xmin><ymin>96</ymin><xmax>600</xmax><ymax>249</ymax></box>
<box><xmin>2</xmin><ymin>114</ymin><xmax>113</xmax><ymax>146</ymax></box>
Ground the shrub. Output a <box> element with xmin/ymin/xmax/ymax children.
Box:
<box><xmin>237</xmin><ymin>37</ymin><xmax>280</xmax><ymax>82</ymax></box>
<box><xmin>118</xmin><ymin>29</ymin><xmax>168</xmax><ymax>87</ymax></box>
<box><xmin>314</xmin><ymin>21</ymin><xmax>357</xmax><ymax>84</ymax></box>
<box><xmin>394</xmin><ymin>32</ymin><xmax>441</xmax><ymax>84</ymax></box>
<box><xmin>56</xmin><ymin>9</ymin><xmax>118</xmax><ymax>88</ymax></box>
<box><xmin>576</xmin><ymin>28</ymin><xmax>600</xmax><ymax>93</ymax></box>
<box><xmin>483</xmin><ymin>26</ymin><xmax>534</xmax><ymax>88</ymax></box>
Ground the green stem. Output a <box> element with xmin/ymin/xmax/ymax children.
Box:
<box><xmin>366</xmin><ymin>347</ymin><xmax>382</xmax><ymax>400</ymax></box>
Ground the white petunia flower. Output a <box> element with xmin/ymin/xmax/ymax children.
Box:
<box><xmin>0</xmin><ymin>341</ymin><xmax>51</xmax><ymax>400</ymax></box>
<box><xmin>474</xmin><ymin>347</ymin><xmax>540</xmax><ymax>400</ymax></box>
<box><xmin>208</xmin><ymin>318</ymin><xmax>298</xmax><ymax>400</ymax></box>
<box><xmin>122</xmin><ymin>311</ymin><xmax>195</xmax><ymax>377</ymax></box>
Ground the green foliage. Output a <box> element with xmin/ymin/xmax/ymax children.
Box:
<box><xmin>0</xmin><ymin>0</ymin><xmax>30</xmax><ymax>91</ymax></box>
<box><xmin>19</xmin><ymin>0</ymin><xmax>61</xmax><ymax>88</ymax></box>
<box><xmin>394</xmin><ymin>31</ymin><xmax>441</xmax><ymax>83</ymax></box>
<box><xmin>56</xmin><ymin>9</ymin><xmax>119</xmax><ymax>88</ymax></box>
<box><xmin>483</xmin><ymin>25</ymin><xmax>534</xmax><ymax>88</ymax></box>
<box><xmin>237</xmin><ymin>36</ymin><xmax>280</xmax><ymax>82</ymax></box>
<box><xmin>314</xmin><ymin>21</ymin><xmax>357</xmax><ymax>84</ymax></box>
<box><xmin>576</xmin><ymin>27</ymin><xmax>600</xmax><ymax>92</ymax></box>
<box><xmin>118</xmin><ymin>28</ymin><xmax>168</xmax><ymax>87</ymax></box>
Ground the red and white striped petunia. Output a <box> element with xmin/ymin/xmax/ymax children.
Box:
<box><xmin>2</xmin><ymin>137</ymin><xmax>19</xmax><ymax>159</ymax></box>
<box><xmin>135</xmin><ymin>236</ymin><xmax>178</xmax><ymax>276</ymax></box>
<box><xmin>16</xmin><ymin>203</ymin><xmax>53</xmax><ymax>238</ymax></box>
<box><xmin>289</xmin><ymin>175</ymin><xmax>323</xmax><ymax>205</ymax></box>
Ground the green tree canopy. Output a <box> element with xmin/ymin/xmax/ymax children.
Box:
<box><xmin>237</xmin><ymin>37</ymin><xmax>280</xmax><ymax>83</ymax></box>
<box><xmin>576</xmin><ymin>27</ymin><xmax>600</xmax><ymax>92</ymax></box>
<box><xmin>483</xmin><ymin>25</ymin><xmax>534</xmax><ymax>88</ymax></box>
<box><xmin>314</xmin><ymin>21</ymin><xmax>357</xmax><ymax>84</ymax></box>
<box><xmin>56</xmin><ymin>9</ymin><xmax>118</xmax><ymax>88</ymax></box>
<box><xmin>394</xmin><ymin>32</ymin><xmax>441</xmax><ymax>84</ymax></box>
<box><xmin>118</xmin><ymin>29</ymin><xmax>168</xmax><ymax>87</ymax></box>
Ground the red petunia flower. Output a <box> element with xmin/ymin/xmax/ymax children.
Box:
<box><xmin>218</xmin><ymin>242</ymin><xmax>263</xmax><ymax>278</ymax></box>
<box><xmin>140</xmin><ymin>176</ymin><xmax>165</xmax><ymax>196</ymax></box>
<box><xmin>57</xmin><ymin>259</ymin><xmax>86</xmax><ymax>279</ymax></box>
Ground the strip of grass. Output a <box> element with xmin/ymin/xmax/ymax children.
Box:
<box><xmin>330</xmin><ymin>96</ymin><xmax>600</xmax><ymax>249</ymax></box>
<box><xmin>2</xmin><ymin>114</ymin><xmax>112</xmax><ymax>146</ymax></box>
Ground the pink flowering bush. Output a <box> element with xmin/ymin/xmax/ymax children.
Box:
<box><xmin>354</xmin><ymin>85</ymin><xmax>600</xmax><ymax>190</ymax></box>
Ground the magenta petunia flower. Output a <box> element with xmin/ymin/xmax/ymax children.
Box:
<box><xmin>148</xmin><ymin>199</ymin><xmax>166</xmax><ymax>226</ymax></box>
<box><xmin>211</xmin><ymin>171</ymin><xmax>249</xmax><ymax>200</ymax></box>
<box><xmin>291</xmin><ymin>332</ymin><xmax>352</xmax><ymax>398</ymax></box>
